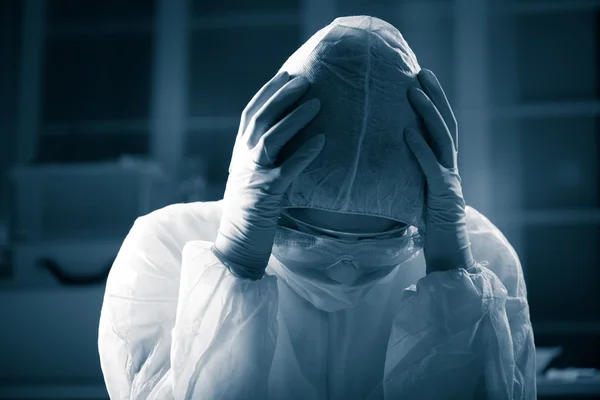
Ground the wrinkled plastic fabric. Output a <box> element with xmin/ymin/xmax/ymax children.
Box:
<box><xmin>277</xmin><ymin>16</ymin><xmax>426</xmax><ymax>229</ymax></box>
<box><xmin>98</xmin><ymin>201</ymin><xmax>536</xmax><ymax>399</ymax></box>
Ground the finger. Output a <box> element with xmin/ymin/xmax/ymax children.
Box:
<box><xmin>247</xmin><ymin>76</ymin><xmax>310</xmax><ymax>147</ymax></box>
<box><xmin>255</xmin><ymin>99</ymin><xmax>321</xmax><ymax>166</ymax></box>
<box><xmin>417</xmin><ymin>69</ymin><xmax>458</xmax><ymax>149</ymax></box>
<box><xmin>408</xmin><ymin>88</ymin><xmax>455</xmax><ymax>169</ymax></box>
<box><xmin>404</xmin><ymin>128</ymin><xmax>440</xmax><ymax>179</ymax></box>
<box><xmin>240</xmin><ymin>71</ymin><xmax>290</xmax><ymax>134</ymax></box>
<box><xmin>278</xmin><ymin>134</ymin><xmax>325</xmax><ymax>182</ymax></box>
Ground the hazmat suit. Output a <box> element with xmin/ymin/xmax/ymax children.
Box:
<box><xmin>98</xmin><ymin>16</ymin><xmax>536</xmax><ymax>399</ymax></box>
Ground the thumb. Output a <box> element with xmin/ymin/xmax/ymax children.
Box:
<box><xmin>404</xmin><ymin>128</ymin><xmax>439</xmax><ymax>179</ymax></box>
<box><xmin>279</xmin><ymin>134</ymin><xmax>325</xmax><ymax>182</ymax></box>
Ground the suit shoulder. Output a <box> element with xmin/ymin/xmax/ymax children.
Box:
<box><xmin>465</xmin><ymin>206</ymin><xmax>526</xmax><ymax>298</ymax></box>
<box><xmin>134</xmin><ymin>200</ymin><xmax>224</xmax><ymax>243</ymax></box>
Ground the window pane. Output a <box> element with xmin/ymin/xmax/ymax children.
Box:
<box><xmin>488</xmin><ymin>13</ymin><xmax>518</xmax><ymax>107</ymax></box>
<box><xmin>43</xmin><ymin>34</ymin><xmax>153</xmax><ymax>122</ymax></box>
<box><xmin>189</xmin><ymin>27</ymin><xmax>300</xmax><ymax>117</ymax></box>
<box><xmin>519</xmin><ymin>117</ymin><xmax>599</xmax><ymax>210</ymax></box>
<box><xmin>192</xmin><ymin>0</ymin><xmax>300</xmax><ymax>15</ymax></box>
<box><xmin>340</xmin><ymin>0</ymin><xmax>454</xmax><ymax>16</ymax></box>
<box><xmin>37</xmin><ymin>132</ymin><xmax>149</xmax><ymax>163</ymax></box>
<box><xmin>13</xmin><ymin>165</ymin><xmax>162</xmax><ymax>240</ymax></box>
<box><xmin>186</xmin><ymin>130</ymin><xmax>235</xmax><ymax>181</ymax></box>
<box><xmin>184</xmin><ymin>129</ymin><xmax>236</xmax><ymax>200</ymax></box>
<box><xmin>515</xmin><ymin>11</ymin><xmax>599</xmax><ymax>102</ymax></box>
<box><xmin>40</xmin><ymin>175</ymin><xmax>144</xmax><ymax>237</ymax></box>
<box><xmin>525</xmin><ymin>224</ymin><xmax>600</xmax><ymax>322</ymax></box>
<box><xmin>490</xmin><ymin>120</ymin><xmax>523</xmax><ymax>210</ymax></box>
<box><xmin>339</xmin><ymin>0</ymin><xmax>401</xmax><ymax>16</ymax></box>
<box><xmin>0</xmin><ymin>0</ymin><xmax>22</xmax><ymax>224</ymax></box>
<box><xmin>47</xmin><ymin>0</ymin><xmax>155</xmax><ymax>24</ymax></box>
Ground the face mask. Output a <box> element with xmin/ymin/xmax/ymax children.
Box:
<box><xmin>270</xmin><ymin>222</ymin><xmax>424</xmax><ymax>312</ymax></box>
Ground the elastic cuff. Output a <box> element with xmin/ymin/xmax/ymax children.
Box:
<box><xmin>211</xmin><ymin>245</ymin><xmax>265</xmax><ymax>281</ymax></box>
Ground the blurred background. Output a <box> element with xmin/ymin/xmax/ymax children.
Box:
<box><xmin>0</xmin><ymin>0</ymin><xmax>599</xmax><ymax>398</ymax></box>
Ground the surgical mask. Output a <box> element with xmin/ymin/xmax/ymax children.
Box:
<box><xmin>270</xmin><ymin>219</ymin><xmax>423</xmax><ymax>312</ymax></box>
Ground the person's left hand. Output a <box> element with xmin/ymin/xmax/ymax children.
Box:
<box><xmin>404</xmin><ymin>69</ymin><xmax>475</xmax><ymax>274</ymax></box>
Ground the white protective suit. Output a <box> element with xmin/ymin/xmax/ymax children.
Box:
<box><xmin>98</xmin><ymin>201</ymin><xmax>536</xmax><ymax>399</ymax></box>
<box><xmin>98</xmin><ymin>16</ymin><xmax>536</xmax><ymax>400</ymax></box>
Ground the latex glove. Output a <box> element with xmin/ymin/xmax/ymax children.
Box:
<box><xmin>213</xmin><ymin>71</ymin><xmax>326</xmax><ymax>280</ymax></box>
<box><xmin>405</xmin><ymin>69</ymin><xmax>475</xmax><ymax>274</ymax></box>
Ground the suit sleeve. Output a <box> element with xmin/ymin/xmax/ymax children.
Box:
<box><xmin>381</xmin><ymin>207</ymin><xmax>536</xmax><ymax>400</ymax></box>
<box><xmin>98</xmin><ymin>215</ymin><xmax>279</xmax><ymax>400</ymax></box>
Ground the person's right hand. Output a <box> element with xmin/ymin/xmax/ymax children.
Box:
<box><xmin>213</xmin><ymin>71</ymin><xmax>326</xmax><ymax>280</ymax></box>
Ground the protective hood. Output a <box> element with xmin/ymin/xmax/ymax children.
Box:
<box><xmin>278</xmin><ymin>16</ymin><xmax>426</xmax><ymax>230</ymax></box>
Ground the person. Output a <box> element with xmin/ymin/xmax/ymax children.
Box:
<box><xmin>98</xmin><ymin>16</ymin><xmax>536</xmax><ymax>399</ymax></box>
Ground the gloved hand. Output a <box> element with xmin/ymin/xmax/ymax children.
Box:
<box><xmin>213</xmin><ymin>71</ymin><xmax>326</xmax><ymax>280</ymax></box>
<box><xmin>405</xmin><ymin>69</ymin><xmax>475</xmax><ymax>274</ymax></box>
